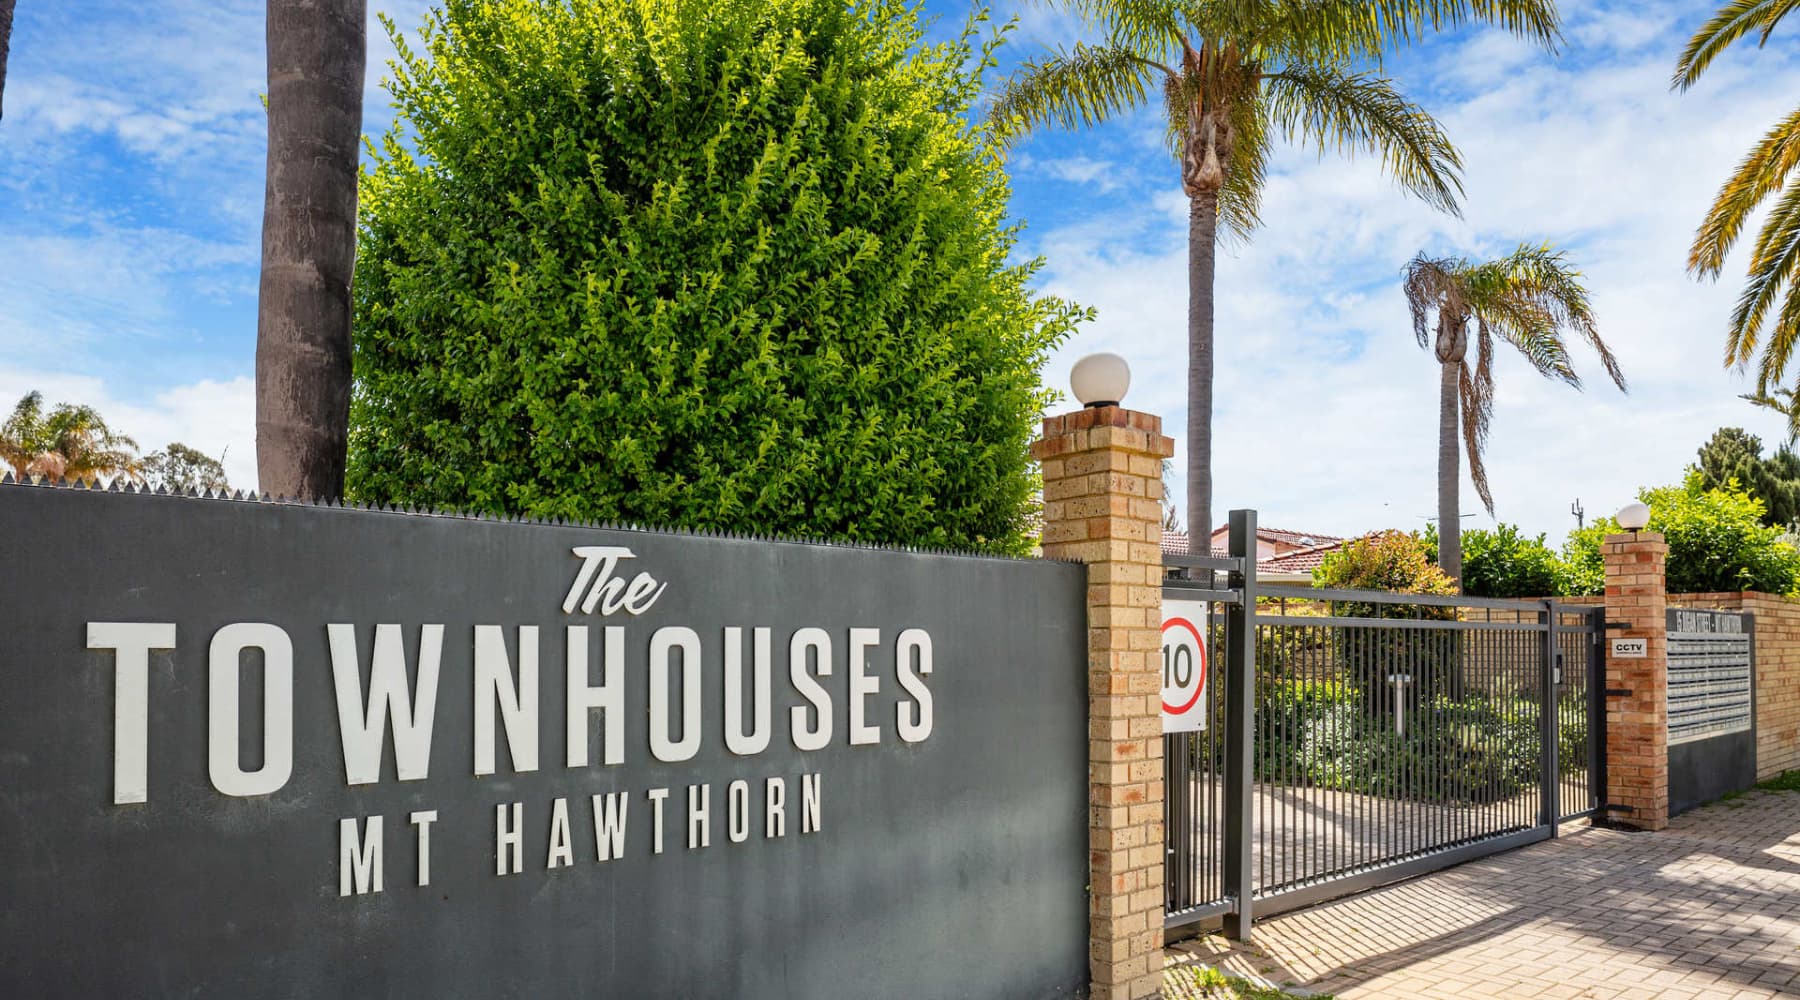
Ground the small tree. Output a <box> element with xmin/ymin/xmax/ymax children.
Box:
<box><xmin>1695</xmin><ymin>427</ymin><xmax>1800</xmax><ymax>529</ymax></box>
<box><xmin>142</xmin><ymin>444</ymin><xmax>231</xmax><ymax>492</ymax></box>
<box><xmin>350</xmin><ymin>0</ymin><xmax>1080</xmax><ymax>554</ymax></box>
<box><xmin>1314</xmin><ymin>530</ymin><xmax>1457</xmax><ymax>598</ymax></box>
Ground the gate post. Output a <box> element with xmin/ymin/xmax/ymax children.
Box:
<box><xmin>1033</xmin><ymin>404</ymin><xmax>1175</xmax><ymax>1000</ymax></box>
<box><xmin>1601</xmin><ymin>530</ymin><xmax>1670</xmax><ymax>831</ymax></box>
<box><xmin>1221</xmin><ymin>510</ymin><xmax>1257</xmax><ymax>942</ymax></box>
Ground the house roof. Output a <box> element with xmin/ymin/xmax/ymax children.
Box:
<box><xmin>1258</xmin><ymin>537</ymin><xmax>1351</xmax><ymax>575</ymax></box>
<box><xmin>1207</xmin><ymin>524</ymin><xmax>1345</xmax><ymax>548</ymax></box>
<box><xmin>1160</xmin><ymin>529</ymin><xmax>1225</xmax><ymax>557</ymax></box>
<box><xmin>1164</xmin><ymin>526</ymin><xmax>1344</xmax><ymax>557</ymax></box>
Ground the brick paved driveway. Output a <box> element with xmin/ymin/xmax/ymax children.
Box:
<box><xmin>1168</xmin><ymin>789</ymin><xmax>1800</xmax><ymax>999</ymax></box>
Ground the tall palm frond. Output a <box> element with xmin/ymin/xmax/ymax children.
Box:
<box><xmin>1460</xmin><ymin>325</ymin><xmax>1496</xmax><ymax>510</ymax></box>
<box><xmin>1673</xmin><ymin>0</ymin><xmax>1800</xmax><ymax>90</ymax></box>
<box><xmin>1263</xmin><ymin>65</ymin><xmax>1464</xmax><ymax>215</ymax></box>
<box><xmin>1745</xmin><ymin>386</ymin><xmax>1800</xmax><ymax>445</ymax></box>
<box><xmin>1678</xmin><ymin>1</ymin><xmax>1800</xmax><ymax>392</ymax></box>
<box><xmin>987</xmin><ymin>43</ymin><xmax>1163</xmax><ymax>147</ymax></box>
<box><xmin>1265</xmin><ymin>0</ymin><xmax>1561</xmax><ymax>64</ymax></box>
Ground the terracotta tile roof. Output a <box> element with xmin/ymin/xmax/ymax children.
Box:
<box><xmin>1208</xmin><ymin>525</ymin><xmax>1345</xmax><ymax>548</ymax></box>
<box><xmin>1166</xmin><ymin>526</ymin><xmax>1344</xmax><ymax>557</ymax></box>
<box><xmin>1160</xmin><ymin>529</ymin><xmax>1226</xmax><ymax>557</ymax></box>
<box><xmin>1263</xmin><ymin>527</ymin><xmax>1343</xmax><ymax>548</ymax></box>
<box><xmin>1258</xmin><ymin>538</ymin><xmax>1350</xmax><ymax>574</ymax></box>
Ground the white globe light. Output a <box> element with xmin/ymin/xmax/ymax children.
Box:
<box><xmin>1616</xmin><ymin>501</ymin><xmax>1651</xmax><ymax>531</ymax></box>
<box><xmin>1070</xmin><ymin>353</ymin><xmax>1131</xmax><ymax>408</ymax></box>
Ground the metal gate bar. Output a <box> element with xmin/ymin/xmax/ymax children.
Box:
<box><xmin>1162</xmin><ymin>510</ymin><xmax>1608</xmax><ymax>940</ymax></box>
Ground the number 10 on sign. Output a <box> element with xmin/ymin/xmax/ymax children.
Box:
<box><xmin>1161</xmin><ymin>599</ymin><xmax>1209</xmax><ymax>733</ymax></box>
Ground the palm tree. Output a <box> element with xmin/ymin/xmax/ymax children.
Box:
<box><xmin>1677</xmin><ymin>2</ymin><xmax>1800</xmax><ymax>394</ymax></box>
<box><xmin>1403</xmin><ymin>244</ymin><xmax>1625</xmax><ymax>581</ymax></box>
<box><xmin>988</xmin><ymin>0</ymin><xmax>1561</xmax><ymax>551</ymax></box>
<box><xmin>1</xmin><ymin>0</ymin><xmax>15</xmax><ymax>121</ymax></box>
<box><xmin>0</xmin><ymin>391</ymin><xmax>144</xmax><ymax>483</ymax></box>
<box><xmin>255</xmin><ymin>0</ymin><xmax>366</xmax><ymax>500</ymax></box>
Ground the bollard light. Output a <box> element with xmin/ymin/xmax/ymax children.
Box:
<box><xmin>1616</xmin><ymin>501</ymin><xmax>1651</xmax><ymax>531</ymax></box>
<box><xmin>1070</xmin><ymin>353</ymin><xmax>1130</xmax><ymax>408</ymax></box>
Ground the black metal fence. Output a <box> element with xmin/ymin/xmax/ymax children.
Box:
<box><xmin>1164</xmin><ymin>511</ymin><xmax>1604</xmax><ymax>939</ymax></box>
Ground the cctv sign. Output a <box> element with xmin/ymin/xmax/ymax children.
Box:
<box><xmin>1160</xmin><ymin>599</ymin><xmax>1209</xmax><ymax>733</ymax></box>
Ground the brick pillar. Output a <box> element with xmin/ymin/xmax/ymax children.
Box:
<box><xmin>1603</xmin><ymin>531</ymin><xmax>1669</xmax><ymax>831</ymax></box>
<box><xmin>1032</xmin><ymin>405</ymin><xmax>1174</xmax><ymax>1000</ymax></box>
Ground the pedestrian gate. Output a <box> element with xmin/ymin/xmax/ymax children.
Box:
<box><xmin>1162</xmin><ymin>511</ymin><xmax>1606</xmax><ymax>939</ymax></box>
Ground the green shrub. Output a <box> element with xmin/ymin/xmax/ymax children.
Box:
<box><xmin>1313</xmin><ymin>530</ymin><xmax>1458</xmax><ymax>601</ymax></box>
<box><xmin>1559</xmin><ymin>470</ymin><xmax>1800</xmax><ymax>595</ymax></box>
<box><xmin>349</xmin><ymin>0</ymin><xmax>1082</xmax><ymax>553</ymax></box>
<box><xmin>1460</xmin><ymin>523</ymin><xmax>1560</xmax><ymax>598</ymax></box>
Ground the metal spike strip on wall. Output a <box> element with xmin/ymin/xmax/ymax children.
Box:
<box><xmin>0</xmin><ymin>472</ymin><xmax>1076</xmax><ymax>563</ymax></box>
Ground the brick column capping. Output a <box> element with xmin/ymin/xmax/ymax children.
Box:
<box><xmin>1603</xmin><ymin>531</ymin><xmax>1670</xmax><ymax>831</ymax></box>
<box><xmin>1031</xmin><ymin>405</ymin><xmax>1175</xmax><ymax>1000</ymax></box>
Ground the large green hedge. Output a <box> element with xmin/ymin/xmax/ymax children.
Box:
<box><xmin>349</xmin><ymin>0</ymin><xmax>1081</xmax><ymax>553</ymax></box>
<box><xmin>1559</xmin><ymin>471</ymin><xmax>1800</xmax><ymax>595</ymax></box>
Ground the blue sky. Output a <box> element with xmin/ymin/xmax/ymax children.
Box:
<box><xmin>4</xmin><ymin>0</ymin><xmax>1798</xmax><ymax>542</ymax></box>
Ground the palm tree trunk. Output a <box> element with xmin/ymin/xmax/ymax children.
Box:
<box><xmin>1437</xmin><ymin>356</ymin><xmax>1462</xmax><ymax>584</ymax></box>
<box><xmin>0</xmin><ymin>0</ymin><xmax>16</xmax><ymax>121</ymax></box>
<box><xmin>1186</xmin><ymin>191</ymin><xmax>1217</xmax><ymax>554</ymax></box>
<box><xmin>255</xmin><ymin>0</ymin><xmax>366</xmax><ymax>500</ymax></box>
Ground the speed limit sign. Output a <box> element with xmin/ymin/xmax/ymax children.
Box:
<box><xmin>1161</xmin><ymin>598</ymin><xmax>1209</xmax><ymax>733</ymax></box>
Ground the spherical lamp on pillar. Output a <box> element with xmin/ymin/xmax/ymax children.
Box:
<box><xmin>1070</xmin><ymin>352</ymin><xmax>1130</xmax><ymax>408</ymax></box>
<box><xmin>1616</xmin><ymin>501</ymin><xmax>1651</xmax><ymax>532</ymax></box>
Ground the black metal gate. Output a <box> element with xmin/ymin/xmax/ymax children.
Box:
<box><xmin>1163</xmin><ymin>510</ymin><xmax>1605</xmax><ymax>938</ymax></box>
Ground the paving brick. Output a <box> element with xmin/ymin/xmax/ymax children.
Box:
<box><xmin>1167</xmin><ymin>792</ymin><xmax>1800</xmax><ymax>1000</ymax></box>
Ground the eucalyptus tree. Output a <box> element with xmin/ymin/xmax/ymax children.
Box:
<box><xmin>1676</xmin><ymin>1</ymin><xmax>1800</xmax><ymax>395</ymax></box>
<box><xmin>988</xmin><ymin>0</ymin><xmax>1561</xmax><ymax>550</ymax></box>
<box><xmin>255</xmin><ymin>0</ymin><xmax>365</xmax><ymax>500</ymax></box>
<box><xmin>1403</xmin><ymin>244</ymin><xmax>1625</xmax><ymax>581</ymax></box>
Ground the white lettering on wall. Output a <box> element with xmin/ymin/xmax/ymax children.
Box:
<box><xmin>495</xmin><ymin>801</ymin><xmax>523</xmax><ymax>875</ymax></box>
<box><xmin>649</xmin><ymin>627</ymin><xmax>702</xmax><ymax>763</ymax></box>
<box><xmin>592</xmin><ymin>792</ymin><xmax>628</xmax><ymax>861</ymax></box>
<box><xmin>410</xmin><ymin>810</ymin><xmax>437</xmax><ymax>887</ymax></box>
<box><xmin>547</xmin><ymin>797</ymin><xmax>573</xmax><ymax>869</ymax></box>
<box><xmin>340</xmin><ymin>815</ymin><xmax>383</xmax><ymax>896</ymax></box>
<box><xmin>566</xmin><ymin>625</ymin><xmax>624</xmax><ymax>768</ymax></box>
<box><xmin>88</xmin><ymin>622</ymin><xmax>176</xmax><ymax>805</ymax></box>
<box><xmin>207</xmin><ymin>622</ymin><xmax>295</xmax><ymax>797</ymax></box>
<box><xmin>724</xmin><ymin>627</ymin><xmax>772</xmax><ymax>756</ymax></box>
<box><xmin>727</xmin><ymin>779</ymin><xmax>750</xmax><ymax>844</ymax></box>
<box><xmin>687</xmin><ymin>784</ymin><xmax>710</xmax><ymax>850</ymax></box>
<box><xmin>562</xmin><ymin>546</ymin><xmax>667</xmax><ymax>616</ymax></box>
<box><xmin>328</xmin><ymin>624</ymin><xmax>443</xmax><ymax>785</ymax></box>
<box><xmin>802</xmin><ymin>773</ymin><xmax>822</xmax><ymax>834</ymax></box>
<box><xmin>895</xmin><ymin>628</ymin><xmax>934</xmax><ymax>744</ymax></box>
<box><xmin>647</xmin><ymin>787</ymin><xmax>669</xmax><ymax>855</ymax></box>
<box><xmin>847</xmin><ymin>627</ymin><xmax>881</xmax><ymax>746</ymax></box>
<box><xmin>789</xmin><ymin>628</ymin><xmax>833</xmax><ymax>751</ymax></box>
<box><xmin>766</xmin><ymin>777</ymin><xmax>786</xmax><ymax>838</ymax></box>
<box><xmin>474</xmin><ymin>625</ymin><xmax>540</xmax><ymax>776</ymax></box>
